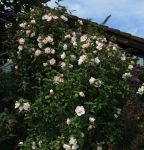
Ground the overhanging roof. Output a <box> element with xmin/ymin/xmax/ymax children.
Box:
<box><xmin>67</xmin><ymin>15</ymin><xmax>144</xmax><ymax>57</ymax></box>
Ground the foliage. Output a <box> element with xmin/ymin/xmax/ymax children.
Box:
<box><xmin>0</xmin><ymin>2</ymin><xmax>144</xmax><ymax>150</ymax></box>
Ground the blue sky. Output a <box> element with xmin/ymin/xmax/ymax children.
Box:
<box><xmin>48</xmin><ymin>0</ymin><xmax>144</xmax><ymax>37</ymax></box>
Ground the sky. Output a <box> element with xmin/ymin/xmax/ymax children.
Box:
<box><xmin>48</xmin><ymin>0</ymin><xmax>144</xmax><ymax>37</ymax></box>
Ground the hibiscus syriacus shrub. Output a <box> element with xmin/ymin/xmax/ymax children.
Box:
<box><xmin>4</xmin><ymin>4</ymin><xmax>144</xmax><ymax>150</ymax></box>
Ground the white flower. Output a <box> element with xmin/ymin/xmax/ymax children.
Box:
<box><xmin>51</xmin><ymin>49</ymin><xmax>55</xmax><ymax>54</ymax></box>
<box><xmin>72</xmin><ymin>144</ymin><xmax>79</xmax><ymax>150</ymax></box>
<box><xmin>52</xmin><ymin>15</ymin><xmax>58</xmax><ymax>20</ymax></box>
<box><xmin>116</xmin><ymin>108</ymin><xmax>122</xmax><ymax>114</ymax></box>
<box><xmin>95</xmin><ymin>57</ymin><xmax>100</xmax><ymax>64</ymax></box>
<box><xmin>43</xmin><ymin>63</ymin><xmax>48</xmax><ymax>67</ymax></box>
<box><xmin>70</xmin><ymin>55</ymin><xmax>76</xmax><ymax>60</ymax></box>
<box><xmin>122</xmin><ymin>73</ymin><xmax>132</xmax><ymax>80</ymax></box>
<box><xmin>60</xmin><ymin>15</ymin><xmax>68</xmax><ymax>21</ymax></box>
<box><xmin>26</xmin><ymin>30</ymin><xmax>31</xmax><ymax>35</ymax></box>
<box><xmin>94</xmin><ymin>79</ymin><xmax>102</xmax><ymax>87</ymax></box>
<box><xmin>18</xmin><ymin>141</ymin><xmax>23</xmax><ymax>146</ymax></box>
<box><xmin>66</xmin><ymin>118</ymin><xmax>71</xmax><ymax>125</ymax></box>
<box><xmin>19</xmin><ymin>22</ymin><xmax>27</xmax><ymax>28</ymax></box>
<box><xmin>49</xmin><ymin>89</ymin><xmax>54</xmax><ymax>94</ymax></box>
<box><xmin>38</xmin><ymin>42</ymin><xmax>43</xmax><ymax>48</ymax></box>
<box><xmin>81</xmin><ymin>132</ymin><xmax>85</xmax><ymax>138</ymax></box>
<box><xmin>71</xmin><ymin>36</ymin><xmax>76</xmax><ymax>43</ymax></box>
<box><xmin>65</xmin><ymin>34</ymin><xmax>71</xmax><ymax>39</ymax></box>
<box><xmin>31</xmin><ymin>19</ymin><xmax>36</xmax><ymax>24</ymax></box>
<box><xmin>128</xmin><ymin>65</ymin><xmax>133</xmax><ymax>70</ymax></box>
<box><xmin>49</xmin><ymin>58</ymin><xmax>56</xmax><ymax>65</ymax></box>
<box><xmin>78</xmin><ymin>55</ymin><xmax>87</xmax><ymax>65</ymax></box>
<box><xmin>30</xmin><ymin>32</ymin><xmax>35</xmax><ymax>38</ymax></box>
<box><xmin>63</xmin><ymin>144</ymin><xmax>71</xmax><ymax>150</ymax></box>
<box><xmin>44</xmin><ymin>47</ymin><xmax>51</xmax><ymax>54</ymax></box>
<box><xmin>18</xmin><ymin>38</ymin><xmax>25</xmax><ymax>45</ymax></box>
<box><xmin>19</xmin><ymin>106</ymin><xmax>24</xmax><ymax>112</ymax></box>
<box><xmin>42</xmin><ymin>39</ymin><xmax>48</xmax><ymax>44</ymax></box>
<box><xmin>80</xmin><ymin>35</ymin><xmax>87</xmax><ymax>42</ymax></box>
<box><xmin>63</xmin><ymin>44</ymin><xmax>68</xmax><ymax>50</ymax></box>
<box><xmin>69</xmin><ymin>136</ymin><xmax>77</xmax><ymax>145</ymax></box>
<box><xmin>78</xmin><ymin>20</ymin><xmax>83</xmax><ymax>25</ymax></box>
<box><xmin>121</xmin><ymin>53</ymin><xmax>126</xmax><ymax>61</ymax></box>
<box><xmin>46</xmin><ymin>36</ymin><xmax>53</xmax><ymax>43</ymax></box>
<box><xmin>38</xmin><ymin>141</ymin><xmax>42</xmax><ymax>147</ymax></box>
<box><xmin>89</xmin><ymin>77</ymin><xmax>96</xmax><ymax>84</ymax></box>
<box><xmin>42</xmin><ymin>14</ymin><xmax>52</xmax><ymax>22</ymax></box>
<box><xmin>54</xmin><ymin>74</ymin><xmax>64</xmax><ymax>84</ymax></box>
<box><xmin>69</xmin><ymin>64</ymin><xmax>73</xmax><ymax>68</ymax></box>
<box><xmin>35</xmin><ymin>49</ymin><xmax>41</xmax><ymax>56</ymax></box>
<box><xmin>32</xmin><ymin>141</ymin><xmax>36</xmax><ymax>150</ymax></box>
<box><xmin>96</xmin><ymin>41</ymin><xmax>104</xmax><ymax>50</ymax></box>
<box><xmin>61</xmin><ymin>62</ymin><xmax>66</xmax><ymax>69</ymax></box>
<box><xmin>82</xmin><ymin>43</ymin><xmax>90</xmax><ymax>49</ymax></box>
<box><xmin>97</xmin><ymin>146</ymin><xmax>102</xmax><ymax>150</ymax></box>
<box><xmin>23</xmin><ymin>102</ymin><xmax>30</xmax><ymax>111</ymax></box>
<box><xmin>18</xmin><ymin>45</ymin><xmax>23</xmax><ymax>51</ymax></box>
<box><xmin>114</xmin><ymin>114</ymin><xmax>118</xmax><ymax>118</ymax></box>
<box><xmin>137</xmin><ymin>85</ymin><xmax>144</xmax><ymax>95</ymax></box>
<box><xmin>15</xmin><ymin>101</ymin><xmax>20</xmax><ymax>109</ymax></box>
<box><xmin>61</xmin><ymin>52</ymin><xmax>66</xmax><ymax>59</ymax></box>
<box><xmin>89</xmin><ymin>117</ymin><xmax>95</xmax><ymax>123</ymax></box>
<box><xmin>75</xmin><ymin>106</ymin><xmax>85</xmax><ymax>116</ymax></box>
<box><xmin>79</xmin><ymin>91</ymin><xmax>85</xmax><ymax>97</ymax></box>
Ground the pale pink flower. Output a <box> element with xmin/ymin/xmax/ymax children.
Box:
<box><xmin>78</xmin><ymin>55</ymin><xmax>87</xmax><ymax>65</ymax></box>
<box><xmin>54</xmin><ymin>74</ymin><xmax>64</xmax><ymax>84</ymax></box>
<box><xmin>49</xmin><ymin>58</ymin><xmax>56</xmax><ymax>65</ymax></box>
<box><xmin>80</xmin><ymin>35</ymin><xmax>87</xmax><ymax>42</ymax></box>
<box><xmin>95</xmin><ymin>57</ymin><xmax>100</xmax><ymax>64</ymax></box>
<box><xmin>35</xmin><ymin>49</ymin><xmax>41</xmax><ymax>56</ymax></box>
<box><xmin>44</xmin><ymin>47</ymin><xmax>51</xmax><ymax>54</ymax></box>
<box><xmin>19</xmin><ymin>22</ymin><xmax>27</xmax><ymax>28</ymax></box>
<box><xmin>82</xmin><ymin>43</ymin><xmax>90</xmax><ymax>49</ymax></box>
<box><xmin>46</xmin><ymin>36</ymin><xmax>53</xmax><ymax>43</ymax></box>
<box><xmin>75</xmin><ymin>106</ymin><xmax>85</xmax><ymax>116</ymax></box>
<box><xmin>96</xmin><ymin>42</ymin><xmax>104</xmax><ymax>50</ymax></box>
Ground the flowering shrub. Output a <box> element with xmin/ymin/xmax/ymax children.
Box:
<box><xmin>0</xmin><ymin>3</ymin><xmax>144</xmax><ymax>150</ymax></box>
